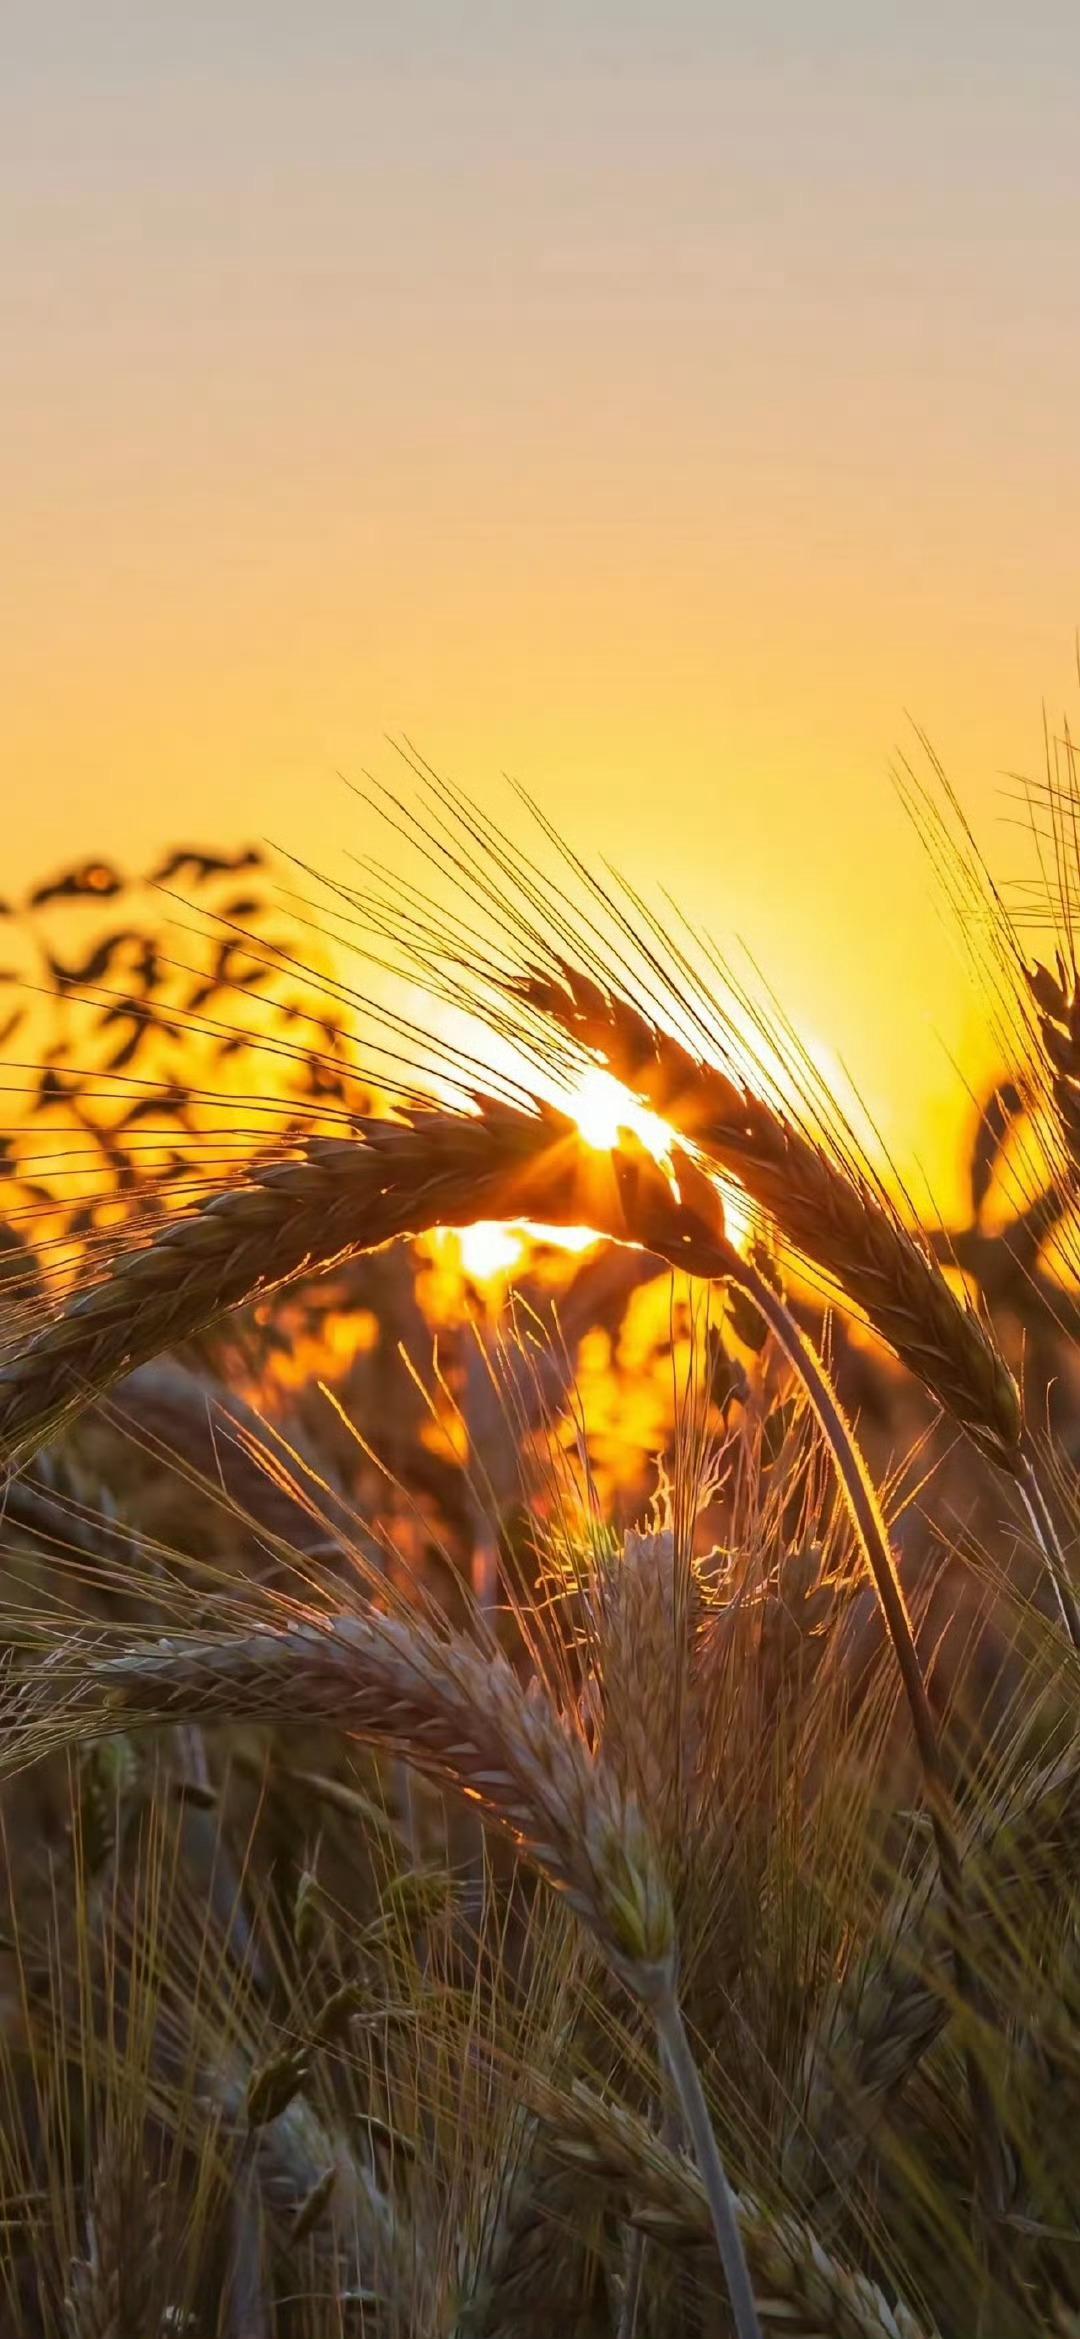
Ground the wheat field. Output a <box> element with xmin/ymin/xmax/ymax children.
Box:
<box><xmin>0</xmin><ymin>753</ymin><xmax>1078</xmax><ymax>2337</ymax></box>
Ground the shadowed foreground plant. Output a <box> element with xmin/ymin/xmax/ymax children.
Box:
<box><xmin>796</xmin><ymin>1729</ymin><xmax>1080</xmax><ymax>2192</ymax></box>
<box><xmin>523</xmin><ymin>2069</ymin><xmax>938</xmax><ymax>2339</ymax></box>
<box><xmin>18</xmin><ymin>1601</ymin><xmax>763</xmax><ymax>2339</ymax></box>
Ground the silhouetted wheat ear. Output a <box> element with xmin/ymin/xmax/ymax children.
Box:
<box><xmin>525</xmin><ymin>2073</ymin><xmax>938</xmax><ymax>2339</ymax></box>
<box><xmin>516</xmin><ymin>962</ymin><xmax>1022</xmax><ymax>1469</ymax></box>
<box><xmin>1028</xmin><ymin>955</ymin><xmax>1080</xmax><ymax>1173</ymax></box>
<box><xmin>0</xmin><ymin>1096</ymin><xmax>761</xmax><ymax>1479</ymax></box>
<box><xmin>0</xmin><ymin>1101</ymin><xmax>598</xmax><ymax>1468</ymax></box>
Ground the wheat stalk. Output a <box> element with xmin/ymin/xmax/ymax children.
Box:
<box><xmin>524</xmin><ymin>2070</ymin><xmax>939</xmax><ymax>2339</ymax></box>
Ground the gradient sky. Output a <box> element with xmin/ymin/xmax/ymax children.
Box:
<box><xmin>5</xmin><ymin>3</ymin><xmax>1079</xmax><ymax>1212</ymax></box>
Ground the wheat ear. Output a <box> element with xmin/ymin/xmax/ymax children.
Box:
<box><xmin>525</xmin><ymin>2071</ymin><xmax>939</xmax><ymax>2339</ymax></box>
<box><xmin>0</xmin><ymin>1101</ymin><xmax>589</xmax><ymax>1467</ymax></box>
<box><xmin>517</xmin><ymin>962</ymin><xmax>1022</xmax><ymax>1470</ymax></box>
<box><xmin>1027</xmin><ymin>955</ymin><xmax>1080</xmax><ymax>1176</ymax></box>
<box><xmin>40</xmin><ymin>1605</ymin><xmax>761</xmax><ymax>2339</ymax></box>
<box><xmin>797</xmin><ymin>1733</ymin><xmax>1080</xmax><ymax>2189</ymax></box>
<box><xmin>595</xmin><ymin>1525</ymin><xmax>700</xmax><ymax>1856</ymax></box>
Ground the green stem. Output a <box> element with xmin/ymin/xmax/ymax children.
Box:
<box><xmin>713</xmin><ymin>1247</ymin><xmax>1009</xmax><ymax>2250</ymax></box>
<box><xmin>651</xmin><ymin>1984</ymin><xmax>763</xmax><ymax>2339</ymax></box>
<box><xmin>1015</xmin><ymin>1449</ymin><xmax>1080</xmax><ymax>1651</ymax></box>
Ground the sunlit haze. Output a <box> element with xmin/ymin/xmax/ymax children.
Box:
<box><xmin>6</xmin><ymin>4</ymin><xmax>1078</xmax><ymax>1220</ymax></box>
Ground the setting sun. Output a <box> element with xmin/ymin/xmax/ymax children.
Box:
<box><xmin>455</xmin><ymin>1220</ymin><xmax>529</xmax><ymax>1286</ymax></box>
<box><xmin>569</xmin><ymin>1064</ymin><xmax>674</xmax><ymax>1164</ymax></box>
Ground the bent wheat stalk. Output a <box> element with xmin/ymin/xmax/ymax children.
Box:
<box><xmin>606</xmin><ymin>1148</ymin><xmax>1009</xmax><ymax>2238</ymax></box>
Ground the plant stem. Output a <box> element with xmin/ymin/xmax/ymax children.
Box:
<box><xmin>1015</xmin><ymin>1448</ymin><xmax>1080</xmax><ymax>1650</ymax></box>
<box><xmin>651</xmin><ymin>1984</ymin><xmax>763</xmax><ymax>2339</ymax></box>
<box><xmin>617</xmin><ymin>2223</ymin><xmax>646</xmax><ymax>2339</ymax></box>
<box><xmin>720</xmin><ymin>1250</ymin><xmax>1009</xmax><ymax>2248</ymax></box>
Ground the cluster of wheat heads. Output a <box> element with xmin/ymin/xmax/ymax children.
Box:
<box><xmin>2</xmin><ymin>779</ymin><xmax>1080</xmax><ymax>2334</ymax></box>
<box><xmin>4</xmin><ymin>1463</ymin><xmax>1079</xmax><ymax>2339</ymax></box>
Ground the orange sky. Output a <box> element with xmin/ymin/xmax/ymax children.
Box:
<box><xmin>5</xmin><ymin>6</ymin><xmax>1078</xmax><ymax>1219</ymax></box>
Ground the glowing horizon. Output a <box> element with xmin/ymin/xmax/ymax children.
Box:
<box><xmin>6</xmin><ymin>3</ymin><xmax>1078</xmax><ymax>1223</ymax></box>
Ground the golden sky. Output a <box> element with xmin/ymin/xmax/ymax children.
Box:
<box><xmin>5</xmin><ymin>5</ymin><xmax>1078</xmax><ymax>1217</ymax></box>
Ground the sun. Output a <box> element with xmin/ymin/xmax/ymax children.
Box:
<box><xmin>569</xmin><ymin>1064</ymin><xmax>674</xmax><ymax>1163</ymax></box>
<box><xmin>456</xmin><ymin>1219</ymin><xmax>528</xmax><ymax>1284</ymax></box>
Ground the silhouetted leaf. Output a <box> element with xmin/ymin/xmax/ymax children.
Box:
<box><xmin>102</xmin><ymin>1030</ymin><xmax>153</xmax><ymax>1071</ymax></box>
<box><xmin>44</xmin><ymin>932</ymin><xmax>145</xmax><ymax>993</ymax></box>
<box><xmin>762</xmin><ymin>1394</ymin><xmax>800</xmax><ymax>1468</ymax></box>
<box><xmin>34</xmin><ymin>1067</ymin><xmax>69</xmax><ymax>1109</ymax></box>
<box><xmin>218</xmin><ymin>940</ymin><xmax>272</xmax><ymax>990</ymax></box>
<box><xmin>118</xmin><ymin>1084</ymin><xmax>193</xmax><ymax>1128</ymax></box>
<box><xmin>727</xmin><ymin>1282</ymin><xmax>770</xmax><ymax>1353</ymax></box>
<box><xmin>707</xmin><ymin>1325</ymin><xmax>748</xmax><ymax>1413</ymax></box>
<box><xmin>27</xmin><ymin>860</ymin><xmax>124</xmax><ymax>907</ymax></box>
<box><xmin>147</xmin><ymin>845</ymin><xmax>264</xmax><ymax>886</ymax></box>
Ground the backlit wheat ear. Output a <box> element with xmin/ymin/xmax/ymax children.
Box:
<box><xmin>1027</xmin><ymin>955</ymin><xmax>1080</xmax><ymax>1177</ymax></box>
<box><xmin>515</xmin><ymin>962</ymin><xmax>1022</xmax><ymax>1472</ymax></box>
<box><xmin>0</xmin><ymin>1101</ymin><xmax>589</xmax><ymax>1468</ymax></box>
<box><xmin>595</xmin><ymin>1525</ymin><xmax>701</xmax><ymax>1857</ymax></box>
